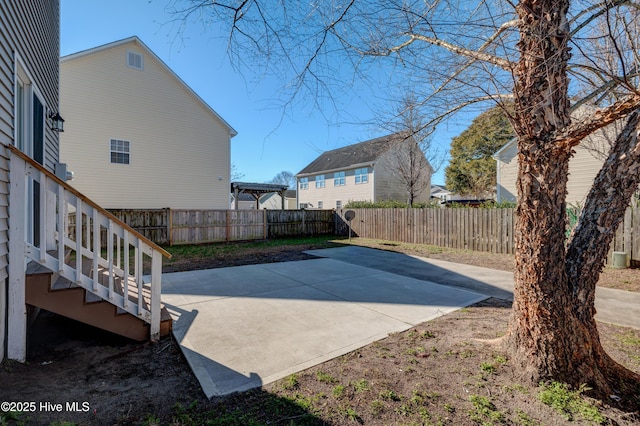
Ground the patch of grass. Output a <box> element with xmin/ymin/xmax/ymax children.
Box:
<box><xmin>165</xmin><ymin>236</ymin><xmax>343</xmax><ymax>263</ymax></box>
<box><xmin>315</xmin><ymin>370</ymin><xmax>338</xmax><ymax>384</ymax></box>
<box><xmin>370</xmin><ymin>400</ymin><xmax>385</xmax><ymax>417</ymax></box>
<box><xmin>538</xmin><ymin>381</ymin><xmax>605</xmax><ymax>424</ymax></box>
<box><xmin>468</xmin><ymin>395</ymin><xmax>504</xmax><ymax>425</ymax></box>
<box><xmin>493</xmin><ymin>354</ymin><xmax>508</xmax><ymax>364</ymax></box>
<box><xmin>395</xmin><ymin>403</ymin><xmax>413</xmax><ymax>416</ymax></box>
<box><xmin>339</xmin><ymin>405</ymin><xmax>361</xmax><ymax>422</ymax></box>
<box><xmin>480</xmin><ymin>361</ymin><xmax>497</xmax><ymax>374</ymax></box>
<box><xmin>405</xmin><ymin>346</ymin><xmax>426</xmax><ymax>356</ymax></box>
<box><xmin>332</xmin><ymin>384</ymin><xmax>346</xmax><ymax>399</ymax></box>
<box><xmin>503</xmin><ymin>383</ymin><xmax>528</xmax><ymax>394</ymax></box>
<box><xmin>0</xmin><ymin>411</ymin><xmax>26</xmax><ymax>426</ymax></box>
<box><xmin>421</xmin><ymin>330</ymin><xmax>436</xmax><ymax>339</ymax></box>
<box><xmin>459</xmin><ymin>349</ymin><xmax>475</xmax><ymax>358</ymax></box>
<box><xmin>379</xmin><ymin>389</ymin><xmax>401</xmax><ymax>401</ymax></box>
<box><xmin>617</xmin><ymin>331</ymin><xmax>640</xmax><ymax>347</ymax></box>
<box><xmin>516</xmin><ymin>409</ymin><xmax>539</xmax><ymax>426</ymax></box>
<box><xmin>282</xmin><ymin>373</ymin><xmax>300</xmax><ymax>390</ymax></box>
<box><xmin>443</xmin><ymin>403</ymin><xmax>455</xmax><ymax>413</ymax></box>
<box><xmin>353</xmin><ymin>379</ymin><xmax>370</xmax><ymax>393</ymax></box>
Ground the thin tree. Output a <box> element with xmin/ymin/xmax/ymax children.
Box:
<box><xmin>269</xmin><ymin>170</ymin><xmax>296</xmax><ymax>189</ymax></box>
<box><xmin>171</xmin><ymin>0</ymin><xmax>640</xmax><ymax>399</ymax></box>
<box><xmin>380</xmin><ymin>95</ymin><xmax>437</xmax><ymax>206</ymax></box>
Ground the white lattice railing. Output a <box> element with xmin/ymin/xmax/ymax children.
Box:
<box><xmin>8</xmin><ymin>145</ymin><xmax>171</xmax><ymax>360</ymax></box>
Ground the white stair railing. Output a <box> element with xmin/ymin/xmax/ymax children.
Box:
<box><xmin>8</xmin><ymin>146</ymin><xmax>170</xmax><ymax>354</ymax></box>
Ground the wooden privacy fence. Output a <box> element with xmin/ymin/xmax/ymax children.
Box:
<box><xmin>90</xmin><ymin>209</ymin><xmax>336</xmax><ymax>245</ymax></box>
<box><xmin>336</xmin><ymin>208</ymin><xmax>516</xmax><ymax>254</ymax></box>
<box><xmin>85</xmin><ymin>206</ymin><xmax>638</xmax><ymax>264</ymax></box>
<box><xmin>335</xmin><ymin>206</ymin><xmax>640</xmax><ymax>264</ymax></box>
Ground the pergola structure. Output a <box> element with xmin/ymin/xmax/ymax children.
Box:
<box><xmin>230</xmin><ymin>182</ymin><xmax>290</xmax><ymax>210</ymax></box>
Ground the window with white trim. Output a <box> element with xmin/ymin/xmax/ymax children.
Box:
<box><xmin>355</xmin><ymin>168</ymin><xmax>369</xmax><ymax>184</ymax></box>
<box><xmin>336</xmin><ymin>200</ymin><xmax>342</xmax><ymax>209</ymax></box>
<box><xmin>110</xmin><ymin>139</ymin><xmax>130</xmax><ymax>164</ymax></box>
<box><xmin>127</xmin><ymin>51</ymin><xmax>144</xmax><ymax>70</ymax></box>
<box><xmin>300</xmin><ymin>203</ymin><xmax>309</xmax><ymax>209</ymax></box>
<box><xmin>315</xmin><ymin>174</ymin><xmax>325</xmax><ymax>188</ymax></box>
<box><xmin>334</xmin><ymin>171</ymin><xmax>345</xmax><ymax>186</ymax></box>
<box><xmin>299</xmin><ymin>177</ymin><xmax>309</xmax><ymax>190</ymax></box>
<box><xmin>318</xmin><ymin>201</ymin><xmax>323</xmax><ymax>209</ymax></box>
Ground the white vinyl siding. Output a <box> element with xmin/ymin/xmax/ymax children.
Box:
<box><xmin>60</xmin><ymin>39</ymin><xmax>233</xmax><ymax>209</ymax></box>
<box><xmin>297</xmin><ymin>168</ymin><xmax>376</xmax><ymax>209</ymax></box>
<box><xmin>496</xmin><ymin>140</ymin><xmax>604</xmax><ymax>205</ymax></box>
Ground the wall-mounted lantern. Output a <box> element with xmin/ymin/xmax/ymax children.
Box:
<box><xmin>48</xmin><ymin>111</ymin><xmax>65</xmax><ymax>132</ymax></box>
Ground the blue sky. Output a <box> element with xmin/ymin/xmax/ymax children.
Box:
<box><xmin>60</xmin><ymin>0</ymin><xmax>473</xmax><ymax>186</ymax></box>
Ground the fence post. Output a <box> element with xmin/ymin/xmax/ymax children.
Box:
<box><xmin>226</xmin><ymin>210</ymin><xmax>231</xmax><ymax>242</ymax></box>
<box><xmin>168</xmin><ymin>207</ymin><xmax>173</xmax><ymax>246</ymax></box>
<box><xmin>263</xmin><ymin>209</ymin><xmax>267</xmax><ymax>240</ymax></box>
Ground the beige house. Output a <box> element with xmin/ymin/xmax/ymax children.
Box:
<box><xmin>297</xmin><ymin>133</ymin><xmax>432</xmax><ymax>209</ymax></box>
<box><xmin>260</xmin><ymin>190</ymin><xmax>297</xmax><ymax>209</ymax></box>
<box><xmin>494</xmin><ymin>116</ymin><xmax>617</xmax><ymax>205</ymax></box>
<box><xmin>60</xmin><ymin>36</ymin><xmax>237</xmax><ymax>209</ymax></box>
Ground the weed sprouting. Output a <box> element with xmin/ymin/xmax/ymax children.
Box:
<box><xmin>538</xmin><ymin>381</ymin><xmax>605</xmax><ymax>424</ymax></box>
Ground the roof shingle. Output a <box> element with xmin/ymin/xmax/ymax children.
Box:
<box><xmin>297</xmin><ymin>133</ymin><xmax>406</xmax><ymax>176</ymax></box>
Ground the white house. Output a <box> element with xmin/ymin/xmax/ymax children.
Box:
<box><xmin>0</xmin><ymin>13</ymin><xmax>169</xmax><ymax>362</ymax></box>
<box><xmin>296</xmin><ymin>133</ymin><xmax>433</xmax><ymax>209</ymax></box>
<box><xmin>60</xmin><ymin>36</ymin><xmax>237</xmax><ymax>209</ymax></box>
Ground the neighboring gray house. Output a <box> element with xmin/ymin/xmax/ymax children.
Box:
<box><xmin>297</xmin><ymin>133</ymin><xmax>433</xmax><ymax>209</ymax></box>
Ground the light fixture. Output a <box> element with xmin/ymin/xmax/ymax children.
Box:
<box><xmin>49</xmin><ymin>111</ymin><xmax>65</xmax><ymax>132</ymax></box>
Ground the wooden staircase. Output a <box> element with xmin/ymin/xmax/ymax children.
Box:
<box><xmin>25</xmin><ymin>258</ymin><xmax>172</xmax><ymax>341</ymax></box>
<box><xmin>7</xmin><ymin>145</ymin><xmax>172</xmax><ymax>361</ymax></box>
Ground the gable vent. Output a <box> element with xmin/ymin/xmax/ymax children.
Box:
<box><xmin>127</xmin><ymin>51</ymin><xmax>143</xmax><ymax>70</ymax></box>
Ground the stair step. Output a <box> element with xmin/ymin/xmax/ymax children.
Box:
<box><xmin>85</xmin><ymin>291</ymin><xmax>102</xmax><ymax>304</ymax></box>
<box><xmin>51</xmin><ymin>276</ymin><xmax>80</xmax><ymax>291</ymax></box>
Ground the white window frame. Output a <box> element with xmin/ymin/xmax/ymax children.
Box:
<box><xmin>110</xmin><ymin>139</ymin><xmax>131</xmax><ymax>164</ymax></box>
<box><xmin>299</xmin><ymin>203</ymin><xmax>309</xmax><ymax>209</ymax></box>
<box><xmin>315</xmin><ymin>174</ymin><xmax>325</xmax><ymax>188</ymax></box>
<box><xmin>336</xmin><ymin>200</ymin><xmax>342</xmax><ymax>209</ymax></box>
<box><xmin>318</xmin><ymin>201</ymin><xmax>323</xmax><ymax>209</ymax></box>
<box><xmin>355</xmin><ymin>168</ymin><xmax>369</xmax><ymax>184</ymax></box>
<box><xmin>14</xmin><ymin>56</ymin><xmax>45</xmax><ymax>160</ymax></box>
<box><xmin>299</xmin><ymin>177</ymin><xmax>309</xmax><ymax>190</ymax></box>
<box><xmin>15</xmin><ymin>55</ymin><xmax>46</xmax><ymax>246</ymax></box>
<box><xmin>334</xmin><ymin>171</ymin><xmax>346</xmax><ymax>186</ymax></box>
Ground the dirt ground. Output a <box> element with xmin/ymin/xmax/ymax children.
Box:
<box><xmin>1</xmin><ymin>238</ymin><xmax>639</xmax><ymax>425</ymax></box>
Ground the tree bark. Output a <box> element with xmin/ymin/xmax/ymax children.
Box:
<box><xmin>505</xmin><ymin>0</ymin><xmax>640</xmax><ymax>400</ymax></box>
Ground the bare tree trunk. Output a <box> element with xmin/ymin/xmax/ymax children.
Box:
<box><xmin>561</xmin><ymin>111</ymin><xmax>640</xmax><ymax>394</ymax></box>
<box><xmin>506</xmin><ymin>0</ymin><xmax>640</xmax><ymax>399</ymax></box>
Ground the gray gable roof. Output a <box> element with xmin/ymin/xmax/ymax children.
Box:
<box><xmin>297</xmin><ymin>133</ymin><xmax>406</xmax><ymax>176</ymax></box>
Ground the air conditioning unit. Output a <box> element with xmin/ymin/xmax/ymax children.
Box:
<box><xmin>55</xmin><ymin>163</ymin><xmax>74</xmax><ymax>181</ymax></box>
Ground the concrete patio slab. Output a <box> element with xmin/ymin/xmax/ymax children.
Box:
<box><xmin>162</xmin><ymin>257</ymin><xmax>486</xmax><ymax>398</ymax></box>
<box><xmin>307</xmin><ymin>246</ymin><xmax>640</xmax><ymax>329</ymax></box>
<box><xmin>162</xmin><ymin>246</ymin><xmax>639</xmax><ymax>399</ymax></box>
